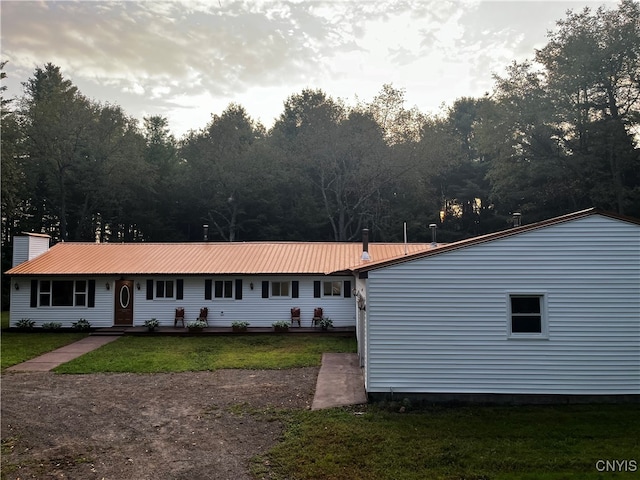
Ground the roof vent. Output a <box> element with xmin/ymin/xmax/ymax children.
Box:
<box><xmin>512</xmin><ymin>213</ymin><xmax>522</xmax><ymax>228</ymax></box>
<box><xmin>203</xmin><ymin>224</ymin><xmax>209</xmax><ymax>241</ymax></box>
<box><xmin>429</xmin><ymin>224</ymin><xmax>437</xmax><ymax>247</ymax></box>
<box><xmin>361</xmin><ymin>229</ymin><xmax>370</xmax><ymax>261</ymax></box>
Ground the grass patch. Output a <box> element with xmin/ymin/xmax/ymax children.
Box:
<box><xmin>1</xmin><ymin>312</ymin><xmax>88</xmax><ymax>369</ymax></box>
<box><xmin>54</xmin><ymin>334</ymin><xmax>356</xmax><ymax>373</ymax></box>
<box><xmin>257</xmin><ymin>403</ymin><xmax>640</xmax><ymax>480</ymax></box>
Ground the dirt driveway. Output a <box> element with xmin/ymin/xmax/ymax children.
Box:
<box><xmin>1</xmin><ymin>368</ymin><xmax>319</xmax><ymax>479</ymax></box>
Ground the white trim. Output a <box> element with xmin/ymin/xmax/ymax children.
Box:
<box><xmin>506</xmin><ymin>292</ymin><xmax>549</xmax><ymax>339</ymax></box>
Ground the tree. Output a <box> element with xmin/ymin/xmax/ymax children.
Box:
<box><xmin>140</xmin><ymin>115</ymin><xmax>184</xmax><ymax>240</ymax></box>
<box><xmin>536</xmin><ymin>0</ymin><xmax>640</xmax><ymax>215</ymax></box>
<box><xmin>19</xmin><ymin>63</ymin><xmax>94</xmax><ymax>241</ymax></box>
<box><xmin>272</xmin><ymin>89</ymin><xmax>398</xmax><ymax>241</ymax></box>
<box><xmin>483</xmin><ymin>2</ymin><xmax>640</xmax><ymax>220</ymax></box>
<box><xmin>180</xmin><ymin>104</ymin><xmax>265</xmax><ymax>241</ymax></box>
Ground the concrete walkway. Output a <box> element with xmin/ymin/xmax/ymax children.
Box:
<box><xmin>6</xmin><ymin>335</ymin><xmax>120</xmax><ymax>372</ymax></box>
<box><xmin>311</xmin><ymin>353</ymin><xmax>367</xmax><ymax>410</ymax></box>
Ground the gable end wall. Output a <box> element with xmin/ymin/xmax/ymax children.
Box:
<box><xmin>365</xmin><ymin>215</ymin><xmax>640</xmax><ymax>395</ymax></box>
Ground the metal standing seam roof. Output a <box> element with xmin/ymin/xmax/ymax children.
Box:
<box><xmin>6</xmin><ymin>241</ymin><xmax>437</xmax><ymax>276</ymax></box>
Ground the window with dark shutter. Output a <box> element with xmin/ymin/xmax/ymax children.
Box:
<box><xmin>262</xmin><ymin>281</ymin><xmax>269</xmax><ymax>298</ymax></box>
<box><xmin>235</xmin><ymin>279</ymin><xmax>243</xmax><ymax>300</ymax></box>
<box><xmin>176</xmin><ymin>279</ymin><xmax>184</xmax><ymax>300</ymax></box>
<box><xmin>205</xmin><ymin>279</ymin><xmax>212</xmax><ymax>300</ymax></box>
<box><xmin>88</xmin><ymin>280</ymin><xmax>96</xmax><ymax>307</ymax></box>
<box><xmin>30</xmin><ymin>280</ymin><xmax>38</xmax><ymax>307</ymax></box>
<box><xmin>314</xmin><ymin>281</ymin><xmax>321</xmax><ymax>298</ymax></box>
<box><xmin>292</xmin><ymin>281</ymin><xmax>299</xmax><ymax>298</ymax></box>
<box><xmin>146</xmin><ymin>279</ymin><xmax>154</xmax><ymax>300</ymax></box>
<box><xmin>344</xmin><ymin>280</ymin><xmax>351</xmax><ymax>298</ymax></box>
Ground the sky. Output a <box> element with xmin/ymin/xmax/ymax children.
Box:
<box><xmin>1</xmin><ymin>0</ymin><xmax>618</xmax><ymax>138</ymax></box>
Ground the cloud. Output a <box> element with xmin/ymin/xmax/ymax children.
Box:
<box><xmin>2</xmin><ymin>1</ymin><xmax>351</xmax><ymax>100</ymax></box>
<box><xmin>1</xmin><ymin>0</ymin><xmax>619</xmax><ymax>137</ymax></box>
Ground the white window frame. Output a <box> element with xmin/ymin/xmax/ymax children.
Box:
<box><xmin>323</xmin><ymin>280</ymin><xmax>342</xmax><ymax>297</ymax></box>
<box><xmin>155</xmin><ymin>280</ymin><xmax>175</xmax><ymax>299</ymax></box>
<box><xmin>39</xmin><ymin>280</ymin><xmax>87</xmax><ymax>307</ymax></box>
<box><xmin>271</xmin><ymin>281</ymin><xmax>290</xmax><ymax>298</ymax></box>
<box><xmin>214</xmin><ymin>279</ymin><xmax>234</xmax><ymax>299</ymax></box>
<box><xmin>507</xmin><ymin>292</ymin><xmax>549</xmax><ymax>339</ymax></box>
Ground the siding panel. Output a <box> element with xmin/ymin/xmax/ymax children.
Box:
<box><xmin>365</xmin><ymin>215</ymin><xmax>640</xmax><ymax>395</ymax></box>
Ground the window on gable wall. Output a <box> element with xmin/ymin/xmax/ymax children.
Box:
<box><xmin>509</xmin><ymin>294</ymin><xmax>546</xmax><ymax>337</ymax></box>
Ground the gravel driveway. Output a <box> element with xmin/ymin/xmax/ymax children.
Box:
<box><xmin>1</xmin><ymin>368</ymin><xmax>319</xmax><ymax>479</ymax></box>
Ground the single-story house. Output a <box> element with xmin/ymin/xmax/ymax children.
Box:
<box><xmin>6</xmin><ymin>231</ymin><xmax>431</xmax><ymax>333</ymax></box>
<box><xmin>351</xmin><ymin>208</ymin><xmax>640</xmax><ymax>402</ymax></box>
<box><xmin>6</xmin><ymin>208</ymin><xmax>639</xmax><ymax>401</ymax></box>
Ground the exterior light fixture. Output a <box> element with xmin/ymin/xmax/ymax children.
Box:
<box><xmin>250</xmin><ymin>282</ymin><xmax>254</xmax><ymax>290</ymax></box>
<box><xmin>105</xmin><ymin>282</ymin><xmax>110</xmax><ymax>290</ymax></box>
<box><xmin>14</xmin><ymin>282</ymin><xmax>19</xmax><ymax>290</ymax></box>
<box><xmin>136</xmin><ymin>282</ymin><xmax>141</xmax><ymax>290</ymax></box>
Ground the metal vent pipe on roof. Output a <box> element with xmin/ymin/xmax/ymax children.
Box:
<box><xmin>203</xmin><ymin>224</ymin><xmax>209</xmax><ymax>241</ymax></box>
<box><xmin>361</xmin><ymin>229</ymin><xmax>370</xmax><ymax>261</ymax></box>
<box><xmin>512</xmin><ymin>213</ymin><xmax>522</xmax><ymax>227</ymax></box>
<box><xmin>429</xmin><ymin>224</ymin><xmax>437</xmax><ymax>247</ymax></box>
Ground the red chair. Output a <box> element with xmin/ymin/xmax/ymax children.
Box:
<box><xmin>312</xmin><ymin>307</ymin><xmax>323</xmax><ymax>327</ymax></box>
<box><xmin>291</xmin><ymin>307</ymin><xmax>301</xmax><ymax>327</ymax></box>
<box><xmin>198</xmin><ymin>307</ymin><xmax>209</xmax><ymax>326</ymax></box>
<box><xmin>174</xmin><ymin>307</ymin><xmax>185</xmax><ymax>327</ymax></box>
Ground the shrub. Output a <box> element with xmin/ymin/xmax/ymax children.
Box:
<box><xmin>42</xmin><ymin>322</ymin><xmax>62</xmax><ymax>330</ymax></box>
<box><xmin>15</xmin><ymin>318</ymin><xmax>35</xmax><ymax>330</ymax></box>
<box><xmin>72</xmin><ymin>318</ymin><xmax>92</xmax><ymax>331</ymax></box>
<box><xmin>319</xmin><ymin>317</ymin><xmax>333</xmax><ymax>329</ymax></box>
<box><xmin>231</xmin><ymin>321</ymin><xmax>250</xmax><ymax>330</ymax></box>
<box><xmin>187</xmin><ymin>320</ymin><xmax>207</xmax><ymax>329</ymax></box>
<box><xmin>144</xmin><ymin>318</ymin><xmax>159</xmax><ymax>329</ymax></box>
<box><xmin>272</xmin><ymin>321</ymin><xmax>289</xmax><ymax>330</ymax></box>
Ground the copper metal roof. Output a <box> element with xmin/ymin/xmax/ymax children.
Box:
<box><xmin>6</xmin><ymin>241</ymin><xmax>436</xmax><ymax>276</ymax></box>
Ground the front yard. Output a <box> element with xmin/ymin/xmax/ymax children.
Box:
<box><xmin>2</xmin><ymin>311</ymin><xmax>638</xmax><ymax>479</ymax></box>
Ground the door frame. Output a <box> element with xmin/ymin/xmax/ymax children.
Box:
<box><xmin>114</xmin><ymin>279</ymin><xmax>134</xmax><ymax>326</ymax></box>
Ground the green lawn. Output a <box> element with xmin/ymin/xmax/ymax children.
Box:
<box><xmin>1</xmin><ymin>312</ymin><xmax>88</xmax><ymax>370</ymax></box>
<box><xmin>254</xmin><ymin>403</ymin><xmax>640</xmax><ymax>480</ymax></box>
<box><xmin>54</xmin><ymin>334</ymin><xmax>357</xmax><ymax>373</ymax></box>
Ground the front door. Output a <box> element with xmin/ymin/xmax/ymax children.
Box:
<box><xmin>114</xmin><ymin>280</ymin><xmax>134</xmax><ymax>326</ymax></box>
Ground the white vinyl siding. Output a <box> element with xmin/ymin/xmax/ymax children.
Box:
<box><xmin>10</xmin><ymin>275</ymin><xmax>357</xmax><ymax>329</ymax></box>
<box><xmin>12</xmin><ymin>235</ymin><xmax>50</xmax><ymax>267</ymax></box>
<box><xmin>365</xmin><ymin>215</ymin><xmax>640</xmax><ymax>395</ymax></box>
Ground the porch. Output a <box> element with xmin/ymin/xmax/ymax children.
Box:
<box><xmin>92</xmin><ymin>326</ymin><xmax>356</xmax><ymax>336</ymax></box>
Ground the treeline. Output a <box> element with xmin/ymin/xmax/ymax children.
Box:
<box><xmin>2</xmin><ymin>1</ymin><xmax>639</xmax><ymax>254</ymax></box>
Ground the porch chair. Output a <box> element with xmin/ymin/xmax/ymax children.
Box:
<box><xmin>312</xmin><ymin>307</ymin><xmax>323</xmax><ymax>327</ymax></box>
<box><xmin>198</xmin><ymin>307</ymin><xmax>209</xmax><ymax>326</ymax></box>
<box><xmin>174</xmin><ymin>307</ymin><xmax>185</xmax><ymax>327</ymax></box>
<box><xmin>290</xmin><ymin>307</ymin><xmax>301</xmax><ymax>327</ymax></box>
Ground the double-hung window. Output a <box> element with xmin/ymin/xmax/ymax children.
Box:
<box><xmin>156</xmin><ymin>280</ymin><xmax>174</xmax><ymax>299</ymax></box>
<box><xmin>323</xmin><ymin>281</ymin><xmax>342</xmax><ymax>297</ymax></box>
<box><xmin>215</xmin><ymin>280</ymin><xmax>233</xmax><ymax>298</ymax></box>
<box><xmin>271</xmin><ymin>281</ymin><xmax>290</xmax><ymax>297</ymax></box>
<box><xmin>508</xmin><ymin>294</ymin><xmax>547</xmax><ymax>338</ymax></box>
